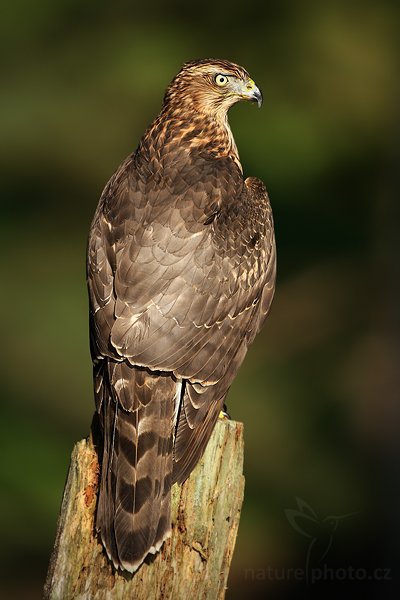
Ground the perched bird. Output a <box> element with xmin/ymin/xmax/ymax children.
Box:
<box><xmin>87</xmin><ymin>58</ymin><xmax>276</xmax><ymax>573</ymax></box>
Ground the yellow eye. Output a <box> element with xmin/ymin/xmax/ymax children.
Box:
<box><xmin>215</xmin><ymin>74</ymin><xmax>228</xmax><ymax>87</ymax></box>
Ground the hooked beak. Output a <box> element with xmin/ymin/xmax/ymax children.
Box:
<box><xmin>252</xmin><ymin>86</ymin><xmax>263</xmax><ymax>108</ymax></box>
<box><xmin>240</xmin><ymin>78</ymin><xmax>263</xmax><ymax>108</ymax></box>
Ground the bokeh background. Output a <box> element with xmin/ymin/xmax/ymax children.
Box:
<box><xmin>1</xmin><ymin>1</ymin><xmax>398</xmax><ymax>598</ymax></box>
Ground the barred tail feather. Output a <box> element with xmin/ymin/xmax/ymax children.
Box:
<box><xmin>95</xmin><ymin>361</ymin><xmax>176</xmax><ymax>572</ymax></box>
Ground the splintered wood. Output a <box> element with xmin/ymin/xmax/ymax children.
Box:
<box><xmin>44</xmin><ymin>419</ymin><xmax>245</xmax><ymax>600</ymax></box>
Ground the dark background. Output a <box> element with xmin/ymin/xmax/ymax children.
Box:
<box><xmin>0</xmin><ymin>1</ymin><xmax>398</xmax><ymax>598</ymax></box>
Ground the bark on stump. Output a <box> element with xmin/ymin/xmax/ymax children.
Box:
<box><xmin>44</xmin><ymin>419</ymin><xmax>245</xmax><ymax>600</ymax></box>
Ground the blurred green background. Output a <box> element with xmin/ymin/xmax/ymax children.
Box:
<box><xmin>0</xmin><ymin>1</ymin><xmax>398</xmax><ymax>598</ymax></box>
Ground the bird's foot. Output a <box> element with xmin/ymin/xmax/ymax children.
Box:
<box><xmin>218</xmin><ymin>404</ymin><xmax>231</xmax><ymax>420</ymax></box>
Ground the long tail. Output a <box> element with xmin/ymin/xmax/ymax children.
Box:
<box><xmin>95</xmin><ymin>359</ymin><xmax>177</xmax><ymax>572</ymax></box>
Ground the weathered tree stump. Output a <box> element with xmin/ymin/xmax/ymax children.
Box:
<box><xmin>44</xmin><ymin>419</ymin><xmax>245</xmax><ymax>600</ymax></box>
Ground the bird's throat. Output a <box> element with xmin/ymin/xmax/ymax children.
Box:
<box><xmin>144</xmin><ymin>106</ymin><xmax>242</xmax><ymax>173</ymax></box>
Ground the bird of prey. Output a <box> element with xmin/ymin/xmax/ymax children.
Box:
<box><xmin>87</xmin><ymin>58</ymin><xmax>276</xmax><ymax>573</ymax></box>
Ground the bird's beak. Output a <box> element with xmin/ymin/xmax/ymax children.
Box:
<box><xmin>253</xmin><ymin>86</ymin><xmax>263</xmax><ymax>108</ymax></box>
<box><xmin>240</xmin><ymin>78</ymin><xmax>263</xmax><ymax>108</ymax></box>
<box><xmin>328</xmin><ymin>512</ymin><xmax>358</xmax><ymax>522</ymax></box>
<box><xmin>337</xmin><ymin>512</ymin><xmax>358</xmax><ymax>520</ymax></box>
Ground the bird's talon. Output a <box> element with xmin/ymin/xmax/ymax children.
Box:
<box><xmin>219</xmin><ymin>404</ymin><xmax>231</xmax><ymax>420</ymax></box>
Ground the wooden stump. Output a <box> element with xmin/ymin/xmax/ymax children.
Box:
<box><xmin>44</xmin><ymin>419</ymin><xmax>245</xmax><ymax>600</ymax></box>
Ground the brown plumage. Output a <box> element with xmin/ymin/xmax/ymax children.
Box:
<box><xmin>87</xmin><ymin>58</ymin><xmax>276</xmax><ymax>573</ymax></box>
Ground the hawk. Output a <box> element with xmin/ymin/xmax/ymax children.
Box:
<box><xmin>87</xmin><ymin>58</ymin><xmax>276</xmax><ymax>573</ymax></box>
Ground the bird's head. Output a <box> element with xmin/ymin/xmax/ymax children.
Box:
<box><xmin>163</xmin><ymin>58</ymin><xmax>262</xmax><ymax>120</ymax></box>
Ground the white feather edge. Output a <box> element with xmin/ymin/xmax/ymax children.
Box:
<box><xmin>114</xmin><ymin>527</ymin><xmax>173</xmax><ymax>573</ymax></box>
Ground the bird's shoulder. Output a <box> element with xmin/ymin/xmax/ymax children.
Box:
<box><xmin>93</xmin><ymin>147</ymin><xmax>244</xmax><ymax>240</ymax></box>
<box><xmin>215</xmin><ymin>175</ymin><xmax>273</xmax><ymax>243</ymax></box>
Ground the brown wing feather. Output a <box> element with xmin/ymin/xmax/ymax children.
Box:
<box><xmin>91</xmin><ymin>159</ymin><xmax>274</xmax><ymax>375</ymax></box>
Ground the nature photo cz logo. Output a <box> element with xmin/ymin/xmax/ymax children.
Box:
<box><xmin>244</xmin><ymin>498</ymin><xmax>392</xmax><ymax>585</ymax></box>
<box><xmin>285</xmin><ymin>497</ymin><xmax>357</xmax><ymax>583</ymax></box>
